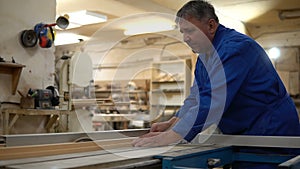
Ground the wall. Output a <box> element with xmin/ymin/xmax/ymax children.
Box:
<box><xmin>0</xmin><ymin>0</ymin><xmax>56</xmax><ymax>134</ymax></box>
<box><xmin>275</xmin><ymin>47</ymin><xmax>300</xmax><ymax>96</ymax></box>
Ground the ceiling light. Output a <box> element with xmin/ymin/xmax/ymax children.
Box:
<box><xmin>268</xmin><ymin>47</ymin><xmax>280</xmax><ymax>60</ymax></box>
<box><xmin>57</xmin><ymin>10</ymin><xmax>107</xmax><ymax>29</ymax></box>
<box><xmin>279</xmin><ymin>9</ymin><xmax>300</xmax><ymax>20</ymax></box>
<box><xmin>122</xmin><ymin>15</ymin><xmax>176</xmax><ymax>36</ymax></box>
<box><xmin>54</xmin><ymin>33</ymin><xmax>89</xmax><ymax>46</ymax></box>
<box><xmin>124</xmin><ymin>24</ymin><xmax>176</xmax><ymax>36</ymax></box>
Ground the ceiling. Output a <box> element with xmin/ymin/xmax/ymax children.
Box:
<box><xmin>56</xmin><ymin>0</ymin><xmax>300</xmax><ymax>48</ymax></box>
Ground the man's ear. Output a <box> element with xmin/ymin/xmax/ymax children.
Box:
<box><xmin>208</xmin><ymin>19</ymin><xmax>218</xmax><ymax>34</ymax></box>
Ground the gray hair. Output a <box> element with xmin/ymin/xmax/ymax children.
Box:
<box><xmin>176</xmin><ymin>0</ymin><xmax>219</xmax><ymax>23</ymax></box>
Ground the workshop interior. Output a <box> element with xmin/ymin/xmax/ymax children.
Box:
<box><xmin>0</xmin><ymin>0</ymin><xmax>300</xmax><ymax>168</ymax></box>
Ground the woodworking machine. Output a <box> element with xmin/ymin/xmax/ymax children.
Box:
<box><xmin>0</xmin><ymin>129</ymin><xmax>299</xmax><ymax>169</ymax></box>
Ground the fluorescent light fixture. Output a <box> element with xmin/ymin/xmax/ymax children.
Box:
<box><xmin>123</xmin><ymin>15</ymin><xmax>176</xmax><ymax>36</ymax></box>
<box><xmin>68</xmin><ymin>10</ymin><xmax>107</xmax><ymax>25</ymax></box>
<box><xmin>268</xmin><ymin>47</ymin><xmax>280</xmax><ymax>60</ymax></box>
<box><xmin>54</xmin><ymin>33</ymin><xmax>89</xmax><ymax>46</ymax></box>
<box><xmin>279</xmin><ymin>9</ymin><xmax>300</xmax><ymax>20</ymax></box>
<box><xmin>124</xmin><ymin>24</ymin><xmax>176</xmax><ymax>36</ymax></box>
<box><xmin>56</xmin><ymin>10</ymin><xmax>107</xmax><ymax>29</ymax></box>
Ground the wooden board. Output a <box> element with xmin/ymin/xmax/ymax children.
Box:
<box><xmin>0</xmin><ymin>144</ymin><xmax>199</xmax><ymax>169</ymax></box>
<box><xmin>0</xmin><ymin>137</ymin><xmax>134</xmax><ymax>160</ymax></box>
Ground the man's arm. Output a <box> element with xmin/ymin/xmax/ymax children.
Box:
<box><xmin>175</xmin><ymin>80</ymin><xmax>199</xmax><ymax>118</ymax></box>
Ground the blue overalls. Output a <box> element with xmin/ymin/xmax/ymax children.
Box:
<box><xmin>172</xmin><ymin>24</ymin><xmax>300</xmax><ymax>169</ymax></box>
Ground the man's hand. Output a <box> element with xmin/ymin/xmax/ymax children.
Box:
<box><xmin>150</xmin><ymin>116</ymin><xmax>179</xmax><ymax>132</ymax></box>
<box><xmin>132</xmin><ymin>130</ymin><xmax>182</xmax><ymax>147</ymax></box>
<box><xmin>139</xmin><ymin>132</ymin><xmax>162</xmax><ymax>138</ymax></box>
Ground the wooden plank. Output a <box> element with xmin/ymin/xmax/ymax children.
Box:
<box><xmin>0</xmin><ymin>145</ymin><xmax>190</xmax><ymax>166</ymax></box>
<box><xmin>0</xmin><ymin>137</ymin><xmax>135</xmax><ymax>160</ymax></box>
<box><xmin>0</xmin><ymin>149</ymin><xmax>110</xmax><ymax>166</ymax></box>
<box><xmin>6</xmin><ymin>150</ymin><xmax>153</xmax><ymax>169</ymax></box>
<box><xmin>3</xmin><ymin>129</ymin><xmax>149</xmax><ymax>147</ymax></box>
<box><xmin>2</xmin><ymin>109</ymin><xmax>71</xmax><ymax>115</ymax></box>
<box><xmin>2</xmin><ymin>145</ymin><xmax>201</xmax><ymax>169</ymax></box>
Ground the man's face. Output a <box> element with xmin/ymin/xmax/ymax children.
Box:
<box><xmin>178</xmin><ymin>17</ymin><xmax>212</xmax><ymax>53</ymax></box>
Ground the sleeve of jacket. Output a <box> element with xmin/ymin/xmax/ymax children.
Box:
<box><xmin>175</xmin><ymin>80</ymin><xmax>199</xmax><ymax>118</ymax></box>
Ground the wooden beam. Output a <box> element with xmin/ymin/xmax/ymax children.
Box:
<box><xmin>8</xmin><ymin>114</ymin><xmax>19</xmax><ymax>131</ymax></box>
<box><xmin>45</xmin><ymin>115</ymin><xmax>59</xmax><ymax>132</ymax></box>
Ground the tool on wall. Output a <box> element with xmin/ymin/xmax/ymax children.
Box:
<box><xmin>20</xmin><ymin>15</ymin><xmax>69</xmax><ymax>48</ymax></box>
<box><xmin>20</xmin><ymin>29</ymin><xmax>38</xmax><ymax>48</ymax></box>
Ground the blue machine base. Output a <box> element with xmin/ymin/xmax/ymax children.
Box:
<box><xmin>154</xmin><ymin>145</ymin><xmax>300</xmax><ymax>169</ymax></box>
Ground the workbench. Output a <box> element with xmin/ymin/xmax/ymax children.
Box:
<box><xmin>0</xmin><ymin>130</ymin><xmax>299</xmax><ymax>169</ymax></box>
<box><xmin>1</xmin><ymin>108</ymin><xmax>71</xmax><ymax>134</ymax></box>
<box><xmin>1</xmin><ymin>144</ymin><xmax>299</xmax><ymax>169</ymax></box>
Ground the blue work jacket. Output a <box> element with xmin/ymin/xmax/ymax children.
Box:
<box><xmin>172</xmin><ymin>24</ymin><xmax>300</xmax><ymax>143</ymax></box>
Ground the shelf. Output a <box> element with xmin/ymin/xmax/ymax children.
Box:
<box><xmin>150</xmin><ymin>59</ymin><xmax>192</xmax><ymax>120</ymax></box>
<box><xmin>123</xmin><ymin>90</ymin><xmax>148</xmax><ymax>93</ymax></box>
<box><xmin>93</xmin><ymin>80</ymin><xmax>150</xmax><ymax>114</ymax></box>
<box><xmin>151</xmin><ymin>104</ymin><xmax>182</xmax><ymax>107</ymax></box>
<box><xmin>152</xmin><ymin>89</ymin><xmax>183</xmax><ymax>93</ymax></box>
<box><xmin>0</xmin><ymin>62</ymin><xmax>25</xmax><ymax>95</ymax></box>
<box><xmin>114</xmin><ymin>102</ymin><xmax>131</xmax><ymax>105</ymax></box>
<box><xmin>98</xmin><ymin>103</ymin><xmax>115</xmax><ymax>106</ymax></box>
<box><xmin>152</xmin><ymin>80</ymin><xmax>184</xmax><ymax>84</ymax></box>
<box><xmin>95</xmin><ymin>89</ymin><xmax>122</xmax><ymax>93</ymax></box>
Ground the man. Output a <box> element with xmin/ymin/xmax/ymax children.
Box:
<box><xmin>132</xmin><ymin>0</ymin><xmax>300</xmax><ymax>168</ymax></box>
